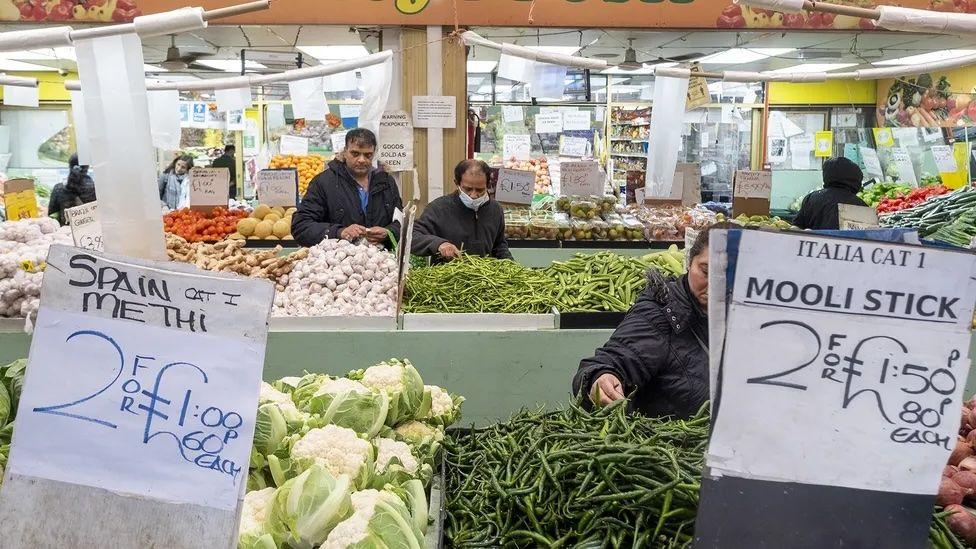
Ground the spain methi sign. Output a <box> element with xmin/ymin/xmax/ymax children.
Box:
<box><xmin>697</xmin><ymin>230</ymin><xmax>976</xmax><ymax>548</ymax></box>
<box><xmin>0</xmin><ymin>245</ymin><xmax>274</xmax><ymax>548</ymax></box>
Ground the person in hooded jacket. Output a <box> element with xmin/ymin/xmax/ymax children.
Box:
<box><xmin>291</xmin><ymin>128</ymin><xmax>402</xmax><ymax>249</ymax></box>
<box><xmin>792</xmin><ymin>156</ymin><xmax>868</xmax><ymax>230</ymax></box>
<box><xmin>572</xmin><ymin>224</ymin><xmax>724</xmax><ymax>419</ymax></box>
<box><xmin>48</xmin><ymin>154</ymin><xmax>96</xmax><ymax>226</ymax></box>
<box><xmin>411</xmin><ymin>159</ymin><xmax>512</xmax><ymax>263</ymax></box>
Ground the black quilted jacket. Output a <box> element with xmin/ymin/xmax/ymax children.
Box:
<box><xmin>572</xmin><ymin>274</ymin><xmax>709</xmax><ymax>419</ymax></box>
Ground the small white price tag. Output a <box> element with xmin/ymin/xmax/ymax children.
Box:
<box><xmin>494</xmin><ymin>168</ymin><xmax>535</xmax><ymax>205</ymax></box>
<box><xmin>256</xmin><ymin>169</ymin><xmax>298</xmax><ymax>207</ymax></box>
<box><xmin>931</xmin><ymin>145</ymin><xmax>958</xmax><ymax>174</ymax></box>
<box><xmin>891</xmin><ymin>148</ymin><xmax>917</xmax><ymax>186</ymax></box>
<box><xmin>559</xmin><ymin>136</ymin><xmax>589</xmax><ymax>157</ymax></box>
<box><xmin>860</xmin><ymin>147</ymin><xmax>884</xmax><ymax>178</ymax></box>
<box><xmin>64</xmin><ymin>201</ymin><xmax>103</xmax><ymax>252</ymax></box>
<box><xmin>189</xmin><ymin>167</ymin><xmax>230</xmax><ymax>208</ymax></box>
<box><xmin>330</xmin><ymin>131</ymin><xmax>348</xmax><ymax>153</ymax></box>
<box><xmin>279</xmin><ymin>134</ymin><xmax>309</xmax><ymax>156</ymax></box>
<box><xmin>502</xmin><ymin>105</ymin><xmax>524</xmax><ymax>123</ymax></box>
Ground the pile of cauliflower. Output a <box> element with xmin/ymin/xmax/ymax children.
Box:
<box><xmin>243</xmin><ymin>358</ymin><xmax>464</xmax><ymax>549</ymax></box>
<box><xmin>273</xmin><ymin>239</ymin><xmax>399</xmax><ymax>317</ymax></box>
<box><xmin>0</xmin><ymin>218</ymin><xmax>71</xmax><ymax>319</ymax></box>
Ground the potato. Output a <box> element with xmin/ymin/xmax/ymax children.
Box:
<box><xmin>254</xmin><ymin>220</ymin><xmax>274</xmax><ymax>239</ymax></box>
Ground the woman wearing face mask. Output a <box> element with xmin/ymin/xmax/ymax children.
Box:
<box><xmin>572</xmin><ymin>223</ymin><xmax>727</xmax><ymax>419</ymax></box>
<box><xmin>411</xmin><ymin>159</ymin><xmax>512</xmax><ymax>263</ymax></box>
<box><xmin>158</xmin><ymin>155</ymin><xmax>194</xmax><ymax>210</ymax></box>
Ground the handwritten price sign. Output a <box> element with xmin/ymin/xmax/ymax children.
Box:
<box><xmin>708</xmin><ymin>231</ymin><xmax>976</xmax><ymax>495</ymax></box>
<box><xmin>189</xmin><ymin>167</ymin><xmax>230</xmax><ymax>208</ymax></box>
<box><xmin>64</xmin><ymin>201</ymin><xmax>103</xmax><ymax>252</ymax></box>
<box><xmin>733</xmin><ymin>170</ymin><xmax>772</xmax><ymax>200</ymax></box>
<box><xmin>5</xmin><ymin>245</ymin><xmax>274</xmax><ymax>511</ymax></box>
<box><xmin>256</xmin><ymin>169</ymin><xmax>298</xmax><ymax>207</ymax></box>
<box><xmin>494</xmin><ymin>168</ymin><xmax>534</xmax><ymax>205</ymax></box>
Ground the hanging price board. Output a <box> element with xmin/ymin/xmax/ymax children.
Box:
<box><xmin>494</xmin><ymin>168</ymin><xmax>535</xmax><ymax>205</ymax></box>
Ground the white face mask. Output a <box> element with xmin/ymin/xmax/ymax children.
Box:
<box><xmin>459</xmin><ymin>190</ymin><xmax>489</xmax><ymax>211</ymax></box>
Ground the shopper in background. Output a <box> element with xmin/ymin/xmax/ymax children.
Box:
<box><xmin>49</xmin><ymin>153</ymin><xmax>96</xmax><ymax>226</ymax></box>
<box><xmin>158</xmin><ymin>155</ymin><xmax>194</xmax><ymax>210</ymax></box>
<box><xmin>210</xmin><ymin>144</ymin><xmax>237</xmax><ymax>199</ymax></box>
<box><xmin>572</xmin><ymin>224</ymin><xmax>724</xmax><ymax>419</ymax></box>
<box><xmin>412</xmin><ymin>159</ymin><xmax>511</xmax><ymax>263</ymax></box>
<box><xmin>792</xmin><ymin>156</ymin><xmax>868</xmax><ymax>230</ymax></box>
<box><xmin>291</xmin><ymin>128</ymin><xmax>402</xmax><ymax>249</ymax></box>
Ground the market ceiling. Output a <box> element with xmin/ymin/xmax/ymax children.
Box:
<box><xmin>0</xmin><ymin>24</ymin><xmax>972</xmax><ymax>85</ymax></box>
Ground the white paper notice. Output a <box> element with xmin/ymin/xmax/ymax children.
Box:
<box><xmin>64</xmin><ymin>201</ymin><xmax>103</xmax><ymax>252</ymax></box>
<box><xmin>790</xmin><ymin>135</ymin><xmax>814</xmax><ymax>170</ymax></box>
<box><xmin>411</xmin><ymin>95</ymin><xmax>457</xmax><ymax>128</ymax></box>
<box><xmin>931</xmin><ymin>145</ymin><xmax>958</xmax><ymax>173</ymax></box>
<box><xmin>781</xmin><ymin>117</ymin><xmax>804</xmax><ymax>138</ymax></box>
<box><xmin>534</xmin><ymin>111</ymin><xmax>563</xmax><ymax>134</ymax></box>
<box><xmin>861</xmin><ymin>147</ymin><xmax>884</xmax><ymax>178</ymax></box>
<box><xmin>377</xmin><ymin>110</ymin><xmax>413</xmax><ymax>172</ymax></box>
<box><xmin>708</xmin><ymin>231</ymin><xmax>976</xmax><ymax>494</ymax></box>
<box><xmin>502</xmin><ymin>105</ymin><xmax>524</xmax><ymax>124</ymax></box>
<box><xmin>734</xmin><ymin>171</ymin><xmax>772</xmax><ymax>200</ymax></box>
<box><xmin>634</xmin><ymin>186</ymin><xmax>646</xmax><ymax>204</ymax></box>
<box><xmin>288</xmin><ymin>77</ymin><xmax>327</xmax><ymax>121</ymax></box>
<box><xmin>330</xmin><ymin>131</ymin><xmax>348</xmax><ymax>153</ymax></box>
<box><xmin>502</xmin><ymin>134</ymin><xmax>531</xmax><ymax>161</ymax></box>
<box><xmin>923</xmin><ymin>128</ymin><xmax>944</xmax><ymax>143</ymax></box>
<box><xmin>559</xmin><ymin>161</ymin><xmax>603</xmax><ymax>197</ymax></box>
<box><xmin>8</xmin><ymin>245</ymin><xmax>274</xmax><ymax>509</ymax></box>
<box><xmin>494</xmin><ymin>168</ymin><xmax>535</xmax><ymax>205</ymax></box>
<box><xmin>893</xmin><ymin>127</ymin><xmax>920</xmax><ymax>147</ymax></box>
<box><xmin>280</xmin><ymin>134</ymin><xmax>309</xmax><ymax>156</ymax></box>
<box><xmin>838</xmin><ymin>204</ymin><xmax>880</xmax><ymax>230</ymax></box>
<box><xmin>189</xmin><ymin>167</ymin><xmax>230</xmax><ymax>207</ymax></box>
<box><xmin>891</xmin><ymin>148</ymin><xmax>918</xmax><ymax>186</ymax></box>
<box><xmin>563</xmin><ymin>110</ymin><xmax>592</xmax><ymax>131</ymax></box>
<box><xmin>3</xmin><ymin>85</ymin><xmax>38</xmax><ymax>108</ymax></box>
<box><xmin>559</xmin><ymin>136</ymin><xmax>589</xmax><ymax>158</ymax></box>
<box><xmin>256</xmin><ymin>169</ymin><xmax>298</xmax><ymax>207</ymax></box>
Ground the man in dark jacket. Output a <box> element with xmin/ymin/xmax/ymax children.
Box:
<box><xmin>793</xmin><ymin>156</ymin><xmax>868</xmax><ymax>230</ymax></box>
<box><xmin>210</xmin><ymin>144</ymin><xmax>237</xmax><ymax>199</ymax></box>
<box><xmin>291</xmin><ymin>128</ymin><xmax>402</xmax><ymax>249</ymax></box>
<box><xmin>411</xmin><ymin>159</ymin><xmax>512</xmax><ymax>262</ymax></box>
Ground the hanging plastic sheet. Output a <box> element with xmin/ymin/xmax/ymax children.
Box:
<box><xmin>146</xmin><ymin>89</ymin><xmax>181</xmax><ymax>151</ymax></box>
<box><xmin>287</xmin><ymin>77</ymin><xmax>326</xmax><ymax>121</ymax></box>
<box><xmin>214</xmin><ymin>86</ymin><xmax>251</xmax><ymax>113</ymax></box>
<box><xmin>69</xmin><ymin>90</ymin><xmax>90</xmax><ymax>164</ymax></box>
<box><xmin>266</xmin><ymin>102</ymin><xmax>286</xmax><ymax>131</ymax></box>
<box><xmin>645</xmin><ymin>75</ymin><xmax>689</xmax><ymax>198</ymax></box>
<box><xmin>359</xmin><ymin>58</ymin><xmax>393</xmax><ymax>137</ymax></box>
<box><xmin>75</xmin><ymin>33</ymin><xmax>165</xmax><ymax>260</ymax></box>
<box><xmin>528</xmin><ymin>62</ymin><xmax>568</xmax><ymax>100</ymax></box>
<box><xmin>323</xmin><ymin>70</ymin><xmax>358</xmax><ymax>92</ymax></box>
<box><xmin>498</xmin><ymin>52</ymin><xmax>533</xmax><ymax>83</ymax></box>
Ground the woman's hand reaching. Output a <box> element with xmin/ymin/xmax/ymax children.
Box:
<box><xmin>590</xmin><ymin>373</ymin><xmax>625</xmax><ymax>406</ymax></box>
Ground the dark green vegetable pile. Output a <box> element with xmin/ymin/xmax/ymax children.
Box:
<box><xmin>0</xmin><ymin>358</ymin><xmax>26</xmax><ymax>487</ymax></box>
<box><xmin>443</xmin><ymin>399</ymin><xmax>970</xmax><ymax>549</ymax></box>
<box><xmin>444</xmin><ymin>400</ymin><xmax>707</xmax><ymax>548</ymax></box>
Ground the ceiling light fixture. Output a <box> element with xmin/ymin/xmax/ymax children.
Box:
<box><xmin>872</xmin><ymin>50</ymin><xmax>976</xmax><ymax>66</ymax></box>
<box><xmin>696</xmin><ymin>48</ymin><xmax>795</xmax><ymax>65</ymax></box>
<box><xmin>766</xmin><ymin>62</ymin><xmax>858</xmax><ymax>73</ymax></box>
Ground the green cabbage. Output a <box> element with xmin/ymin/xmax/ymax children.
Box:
<box><xmin>305</xmin><ymin>378</ymin><xmax>389</xmax><ymax>438</ymax></box>
<box><xmin>266</xmin><ymin>464</ymin><xmax>354</xmax><ymax>549</ymax></box>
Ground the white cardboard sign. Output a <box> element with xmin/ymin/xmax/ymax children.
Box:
<box><xmin>502</xmin><ymin>105</ymin><xmax>524</xmax><ymax>123</ymax></box>
<box><xmin>559</xmin><ymin>161</ymin><xmax>603</xmax><ymax>197</ymax></box>
<box><xmin>189</xmin><ymin>167</ymin><xmax>230</xmax><ymax>207</ymax></box>
<box><xmin>503</xmin><ymin>134</ymin><xmax>531</xmax><ymax>161</ymax></box>
<box><xmin>861</xmin><ymin>147</ymin><xmax>884</xmax><ymax>178</ymax></box>
<box><xmin>534</xmin><ymin>111</ymin><xmax>563</xmax><ymax>134</ymax></box>
<box><xmin>708</xmin><ymin>231</ymin><xmax>976</xmax><ymax>494</ymax></box>
<box><xmin>495</xmin><ymin>168</ymin><xmax>535</xmax><ymax>205</ymax></box>
<box><xmin>330</xmin><ymin>131</ymin><xmax>348</xmax><ymax>153</ymax></box>
<box><xmin>891</xmin><ymin>148</ymin><xmax>918</xmax><ymax>186</ymax></box>
<box><xmin>279</xmin><ymin>134</ymin><xmax>309</xmax><ymax>156</ymax></box>
<box><xmin>377</xmin><ymin>110</ymin><xmax>413</xmax><ymax>172</ymax></box>
<box><xmin>562</xmin><ymin>110</ymin><xmax>591</xmax><ymax>131</ymax></box>
<box><xmin>64</xmin><ymin>201</ymin><xmax>103</xmax><ymax>252</ymax></box>
<box><xmin>256</xmin><ymin>169</ymin><xmax>298</xmax><ymax>207</ymax></box>
<box><xmin>931</xmin><ymin>145</ymin><xmax>958</xmax><ymax>174</ymax></box>
<box><xmin>411</xmin><ymin>95</ymin><xmax>456</xmax><ymax>128</ymax></box>
<box><xmin>838</xmin><ymin>204</ymin><xmax>880</xmax><ymax>230</ymax></box>
<box><xmin>733</xmin><ymin>170</ymin><xmax>772</xmax><ymax>200</ymax></box>
<box><xmin>559</xmin><ymin>136</ymin><xmax>589</xmax><ymax>157</ymax></box>
<box><xmin>0</xmin><ymin>245</ymin><xmax>274</xmax><ymax>545</ymax></box>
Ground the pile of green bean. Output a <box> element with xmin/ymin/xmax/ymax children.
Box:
<box><xmin>405</xmin><ymin>250</ymin><xmax>687</xmax><ymax>314</ymax></box>
<box><xmin>444</xmin><ymin>400</ymin><xmax>708</xmax><ymax>548</ymax></box>
<box><xmin>403</xmin><ymin>255</ymin><xmax>560</xmax><ymax>313</ymax></box>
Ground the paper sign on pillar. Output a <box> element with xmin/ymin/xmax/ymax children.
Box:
<box><xmin>0</xmin><ymin>245</ymin><xmax>275</xmax><ymax>548</ymax></box>
<box><xmin>733</xmin><ymin>170</ymin><xmax>772</xmax><ymax>217</ymax></box>
<box><xmin>697</xmin><ymin>229</ymin><xmax>976</xmax><ymax>548</ymax></box>
<box><xmin>411</xmin><ymin>96</ymin><xmax>456</xmax><ymax>129</ymax></box>
<box><xmin>377</xmin><ymin>110</ymin><xmax>414</xmax><ymax>172</ymax></box>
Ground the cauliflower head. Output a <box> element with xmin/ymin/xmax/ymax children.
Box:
<box><xmin>291</xmin><ymin>425</ymin><xmax>374</xmax><ymax>487</ymax></box>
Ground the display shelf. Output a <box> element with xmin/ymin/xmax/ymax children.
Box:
<box><xmin>507</xmin><ymin>239</ymin><xmax>679</xmax><ymax>250</ymax></box>
<box><xmin>401</xmin><ymin>313</ymin><xmax>557</xmax><ymax>331</ymax></box>
<box><xmin>270</xmin><ymin>315</ymin><xmax>396</xmax><ymax>332</ymax></box>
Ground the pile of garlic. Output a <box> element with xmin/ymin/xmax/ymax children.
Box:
<box><xmin>273</xmin><ymin>239</ymin><xmax>399</xmax><ymax>317</ymax></box>
<box><xmin>0</xmin><ymin>218</ymin><xmax>71</xmax><ymax>318</ymax></box>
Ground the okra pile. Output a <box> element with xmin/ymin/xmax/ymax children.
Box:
<box><xmin>444</xmin><ymin>400</ymin><xmax>708</xmax><ymax>548</ymax></box>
